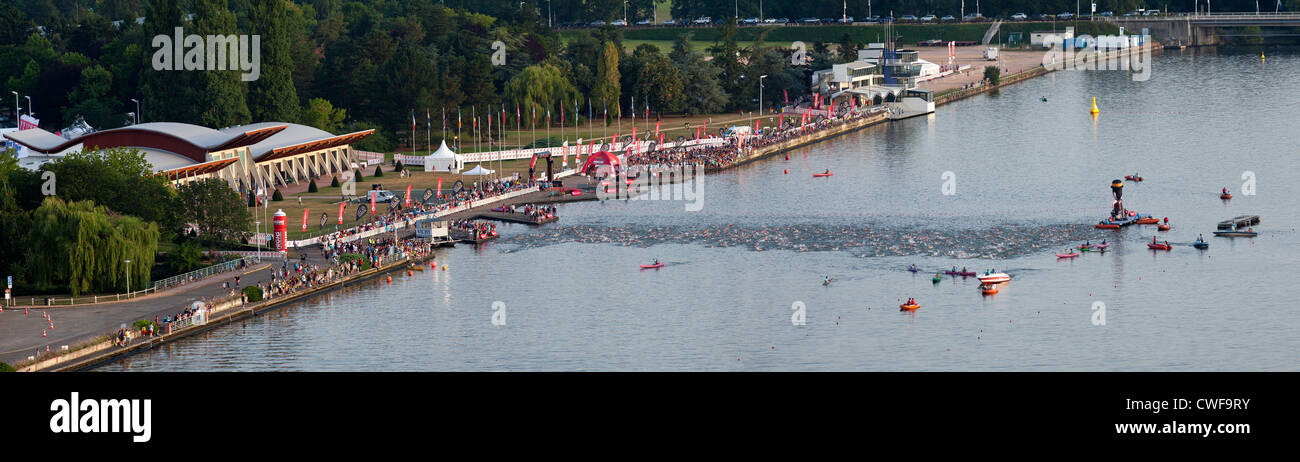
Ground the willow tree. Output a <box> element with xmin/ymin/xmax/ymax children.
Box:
<box><xmin>26</xmin><ymin>197</ymin><xmax>158</xmax><ymax>295</ymax></box>
<box><xmin>503</xmin><ymin>61</ymin><xmax>581</xmax><ymax>127</ymax></box>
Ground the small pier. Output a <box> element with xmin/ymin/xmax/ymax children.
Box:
<box><xmin>450</xmin><ymin>228</ymin><xmax>499</xmax><ymax>244</ymax></box>
<box><xmin>475</xmin><ymin>210</ymin><xmax>558</xmax><ymax>225</ymax></box>
<box><xmin>1217</xmin><ymin>215</ymin><xmax>1260</xmax><ymax>230</ymax></box>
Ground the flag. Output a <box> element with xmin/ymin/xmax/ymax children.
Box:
<box><xmin>754</xmin><ymin>118</ymin><xmax>760</xmax><ymax>133</ymax></box>
<box><xmin>337</xmin><ymin>201</ymin><xmax>345</xmax><ymax>225</ymax></box>
<box><xmin>436</xmin><ymin>177</ymin><xmax>443</xmax><ymax>198</ymax></box>
<box><xmin>588</xmin><ymin>99</ymin><xmax>593</xmax><ymax>123</ymax></box>
<box><xmin>302</xmin><ymin>208</ymin><xmax>309</xmax><ymax>232</ymax></box>
<box><xmin>783</xmin><ymin>88</ymin><xmax>789</xmax><ymax>103</ymax></box>
<box><xmin>369</xmin><ymin>191</ymin><xmax>376</xmax><ymax>214</ymax></box>
<box><xmin>602</xmin><ymin>100</ymin><xmax>607</xmax><ymax>122</ymax></box>
<box><xmin>532</xmin><ymin>103</ymin><xmax>536</xmax><ymax>126</ymax></box>
<box><xmin>546</xmin><ymin>104</ymin><xmax>551</xmax><ymax>125</ymax></box>
<box><xmin>411</xmin><ymin>109</ymin><xmax>416</xmax><ymax>133</ymax></box>
<box><xmin>516</xmin><ymin>103</ymin><xmax>522</xmax><ymax>130</ymax></box>
<box><xmin>442</xmin><ymin>107</ymin><xmax>446</xmax><ymax>132</ymax></box>
<box><xmin>404</xmin><ymin>184</ymin><xmax>412</xmax><ymax>207</ymax></box>
<box><xmin>654</xmin><ymin>120</ymin><xmax>661</xmax><ymax>138</ymax></box>
<box><xmin>457</xmin><ymin>107</ymin><xmax>462</xmax><ymax>130</ymax></box>
<box><xmin>426</xmin><ymin>109</ymin><xmax>430</xmax><ymax>132</ymax></box>
<box><xmin>560</xmin><ymin>103</ymin><xmax>564</xmax><ymax>125</ymax></box>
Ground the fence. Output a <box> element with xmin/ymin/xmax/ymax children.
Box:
<box><xmin>152</xmin><ymin>256</ymin><xmax>257</xmax><ymax>291</ymax></box>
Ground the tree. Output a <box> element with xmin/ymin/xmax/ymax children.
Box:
<box><xmin>176</xmin><ymin>178</ymin><xmax>253</xmax><ymax>246</ymax></box>
<box><xmin>40</xmin><ymin>147</ymin><xmax>179</xmax><ymax>232</ymax></box>
<box><xmin>503</xmin><ymin>61</ymin><xmax>580</xmax><ymax>123</ymax></box>
<box><xmin>709</xmin><ymin>18</ymin><xmax>743</xmax><ymax>109</ymax></box>
<box><xmin>838</xmin><ymin>33</ymin><xmax>859</xmax><ymax>64</ymax></box>
<box><xmin>25</xmin><ymin>197</ymin><xmax>158</xmax><ymax>295</ymax></box>
<box><xmin>247</xmin><ymin>0</ymin><xmax>300</xmax><ymax>122</ymax></box>
<box><xmin>62</xmin><ymin>65</ymin><xmax>120</xmax><ymax>128</ymax></box>
<box><xmin>165</xmin><ymin>240</ymin><xmax>204</xmax><ymax>273</ymax></box>
<box><xmin>308</xmin><ymin>179</ymin><xmax>318</xmax><ymax>192</ymax></box>
<box><xmin>139</xmin><ymin>0</ymin><xmax>195</xmax><ymax>124</ymax></box>
<box><xmin>300</xmin><ymin>98</ymin><xmax>347</xmax><ymax>133</ymax></box>
<box><xmin>672</xmin><ymin>37</ymin><xmax>728</xmax><ymax>115</ymax></box>
<box><xmin>623</xmin><ymin>44</ymin><xmax>683</xmax><ymax>115</ymax></box>
<box><xmin>191</xmin><ymin>0</ymin><xmax>251</xmax><ymax>127</ymax></box>
<box><xmin>984</xmin><ymin>66</ymin><xmax>1001</xmax><ymax>86</ymax></box>
<box><xmin>592</xmin><ymin>42</ymin><xmax>621</xmax><ymax>117</ymax></box>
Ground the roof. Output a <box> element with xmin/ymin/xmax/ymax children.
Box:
<box><xmin>160</xmin><ymin>157</ymin><xmax>240</xmax><ymax>179</ymax></box>
<box><xmin>429</xmin><ymin>140</ymin><xmax>458</xmax><ymax>159</ymax></box>
<box><xmin>3</xmin><ymin>121</ymin><xmax>372</xmax><ymax>164</ymax></box>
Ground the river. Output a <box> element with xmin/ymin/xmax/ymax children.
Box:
<box><xmin>103</xmin><ymin>47</ymin><xmax>1300</xmax><ymax>371</ymax></box>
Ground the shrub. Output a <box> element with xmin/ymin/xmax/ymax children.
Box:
<box><xmin>242</xmin><ymin>285</ymin><xmax>263</xmax><ymax>302</ymax></box>
<box><xmin>0</xmin><ymin>362</ymin><xmax>15</xmax><ymax>372</ymax></box>
<box><xmin>308</xmin><ymin>179</ymin><xmax>318</xmax><ymax>192</ymax></box>
<box><xmin>984</xmin><ymin>66</ymin><xmax>1001</xmax><ymax>86</ymax></box>
<box><xmin>373</xmin><ymin>165</ymin><xmax>384</xmax><ymax>177</ymax></box>
<box><xmin>271</xmin><ymin>189</ymin><xmax>284</xmax><ymax>201</ymax></box>
<box><xmin>354</xmin><ymin>169</ymin><xmax>364</xmax><ymax>183</ymax></box>
<box><xmin>331</xmin><ymin>176</ymin><xmax>340</xmax><ymax>187</ymax></box>
<box><xmin>394</xmin><ymin>161</ymin><xmax>403</xmax><ymax>172</ymax></box>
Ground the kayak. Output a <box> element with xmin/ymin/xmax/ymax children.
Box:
<box><xmin>1095</xmin><ymin>223</ymin><xmax>1120</xmax><ymax>229</ymax></box>
<box><xmin>1077</xmin><ymin>244</ymin><xmax>1092</xmax><ymax>249</ymax></box>
<box><xmin>932</xmin><ymin>276</ymin><xmax>942</xmax><ymax>283</ymax></box>
<box><xmin>900</xmin><ymin>303</ymin><xmax>920</xmax><ymax>311</ymax></box>
<box><xmin>1136</xmin><ymin>217</ymin><xmax>1160</xmax><ymax>225</ymax></box>
<box><xmin>1125</xmin><ymin>175</ymin><xmax>1144</xmax><ymax>182</ymax></box>
<box><xmin>813</xmin><ymin>173</ymin><xmax>834</xmax><ymax>177</ymax></box>
<box><xmin>1157</xmin><ymin>224</ymin><xmax>1170</xmax><ymax>231</ymax></box>
<box><xmin>1056</xmin><ymin>252</ymin><xmax>1080</xmax><ymax>258</ymax></box>
<box><xmin>1220</xmin><ymin>193</ymin><xmax>1232</xmax><ymax>199</ymax></box>
<box><xmin>1193</xmin><ymin>241</ymin><xmax>1209</xmax><ymax>249</ymax></box>
<box><xmin>977</xmin><ymin>273</ymin><xmax>1011</xmax><ymax>284</ymax></box>
<box><xmin>907</xmin><ymin>266</ymin><xmax>919</xmax><ymax>273</ymax></box>
<box><xmin>1147</xmin><ymin>243</ymin><xmax>1172</xmax><ymax>250</ymax></box>
<box><xmin>944</xmin><ymin>271</ymin><xmax>977</xmax><ymax>276</ymax></box>
<box><xmin>1094</xmin><ymin>243</ymin><xmax>1110</xmax><ymax>249</ymax></box>
<box><xmin>640</xmin><ymin>263</ymin><xmax>664</xmax><ymax>269</ymax></box>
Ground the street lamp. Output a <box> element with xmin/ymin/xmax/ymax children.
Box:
<box><xmin>255</xmin><ymin>221</ymin><xmax>262</xmax><ymax>260</ymax></box>
<box><xmin>131</xmin><ymin>98</ymin><xmax>140</xmax><ymax>123</ymax></box>
<box><xmin>124</xmin><ymin>260</ymin><xmax>131</xmax><ymax>296</ymax></box>
<box><xmin>24</xmin><ymin>96</ymin><xmax>31</xmax><ymax>117</ymax></box>
<box><xmin>624</xmin><ymin>1</ymin><xmax>628</xmax><ymax>24</ymax></box>
<box><xmin>9</xmin><ymin>91</ymin><xmax>17</xmax><ymax>120</ymax></box>
<box><xmin>759</xmin><ymin>75</ymin><xmax>768</xmax><ymax>116</ymax></box>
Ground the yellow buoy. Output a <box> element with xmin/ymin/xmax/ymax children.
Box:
<box><xmin>442</xmin><ymin>265</ymin><xmax>447</xmax><ymax>271</ymax></box>
<box><xmin>1089</xmin><ymin>97</ymin><xmax>1100</xmax><ymax>115</ymax></box>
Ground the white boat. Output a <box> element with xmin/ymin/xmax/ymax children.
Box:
<box><xmin>977</xmin><ymin>272</ymin><xmax>1010</xmax><ymax>284</ymax></box>
<box><xmin>886</xmin><ymin>89</ymin><xmax>936</xmax><ymax>120</ymax></box>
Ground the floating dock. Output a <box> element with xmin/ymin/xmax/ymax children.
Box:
<box><xmin>475</xmin><ymin>211</ymin><xmax>557</xmax><ymax>225</ymax></box>
<box><xmin>449</xmin><ymin>228</ymin><xmax>499</xmax><ymax>244</ymax></box>
<box><xmin>1217</xmin><ymin>215</ymin><xmax>1260</xmax><ymax>230</ymax></box>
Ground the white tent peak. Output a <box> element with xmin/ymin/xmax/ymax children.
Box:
<box><xmin>430</xmin><ymin>140</ymin><xmax>457</xmax><ymax>158</ymax></box>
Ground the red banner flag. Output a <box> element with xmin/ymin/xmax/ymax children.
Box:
<box><xmin>302</xmin><ymin>208</ymin><xmax>309</xmax><ymax>232</ymax></box>
<box><xmin>404</xmin><ymin>184</ymin><xmax>412</xmax><ymax>207</ymax></box>
<box><xmin>436</xmin><ymin>177</ymin><xmax>443</xmax><ymax>198</ymax></box>
<box><xmin>369</xmin><ymin>190</ymin><xmax>376</xmax><ymax>214</ymax></box>
<box><xmin>337</xmin><ymin>201</ymin><xmax>345</xmax><ymax>225</ymax></box>
<box><xmin>754</xmin><ymin>118</ymin><xmax>760</xmax><ymax>133</ymax></box>
<box><xmin>783</xmin><ymin>88</ymin><xmax>789</xmax><ymax>103</ymax></box>
<box><xmin>654</xmin><ymin>120</ymin><xmax>661</xmax><ymax>137</ymax></box>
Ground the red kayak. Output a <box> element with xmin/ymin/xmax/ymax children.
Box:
<box><xmin>640</xmin><ymin>263</ymin><xmax>664</xmax><ymax>269</ymax></box>
<box><xmin>1147</xmin><ymin>243</ymin><xmax>1172</xmax><ymax>250</ymax></box>
<box><xmin>1220</xmin><ymin>193</ymin><xmax>1232</xmax><ymax>199</ymax></box>
<box><xmin>813</xmin><ymin>172</ymin><xmax>834</xmax><ymax>177</ymax></box>
<box><xmin>1125</xmin><ymin>175</ymin><xmax>1144</xmax><ymax>182</ymax></box>
<box><xmin>1056</xmin><ymin>252</ymin><xmax>1080</xmax><ymax>258</ymax></box>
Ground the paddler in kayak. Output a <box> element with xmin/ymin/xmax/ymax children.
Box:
<box><xmin>823</xmin><ymin>276</ymin><xmax>832</xmax><ymax>285</ymax></box>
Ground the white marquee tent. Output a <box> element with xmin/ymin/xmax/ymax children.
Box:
<box><xmin>461</xmin><ymin>164</ymin><xmax>495</xmax><ymax>176</ymax></box>
<box><xmin>425</xmin><ymin>140</ymin><xmax>463</xmax><ymax>172</ymax></box>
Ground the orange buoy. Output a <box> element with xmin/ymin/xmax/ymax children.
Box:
<box><xmin>407</xmin><ymin>270</ymin><xmax>413</xmax><ymax>276</ymax></box>
<box><xmin>386</xmin><ymin>276</ymin><xmax>392</xmax><ymax>284</ymax></box>
<box><xmin>784</xmin><ymin>169</ymin><xmax>788</xmax><ymax>174</ymax></box>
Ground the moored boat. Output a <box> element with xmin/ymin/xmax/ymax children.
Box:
<box><xmin>977</xmin><ymin>272</ymin><xmax>1011</xmax><ymax>284</ymax></box>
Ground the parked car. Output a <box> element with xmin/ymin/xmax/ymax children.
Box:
<box><xmin>900</xmin><ymin>15</ymin><xmax>918</xmax><ymax>21</ymax></box>
<box><xmin>921</xmin><ymin>15</ymin><xmax>937</xmax><ymax>22</ymax></box>
<box><xmin>611</xmin><ymin>19</ymin><xmax>627</xmax><ymax>26</ymax></box>
<box><xmin>838</xmin><ymin>16</ymin><xmax>854</xmax><ymax>23</ymax></box>
<box><xmin>940</xmin><ymin>15</ymin><xmax>955</xmax><ymax>21</ymax></box>
<box><xmin>1036</xmin><ymin>14</ymin><xmax>1052</xmax><ymax>20</ymax></box>
<box><xmin>1058</xmin><ymin>12</ymin><xmax>1073</xmax><ymax>19</ymax></box>
<box><xmin>800</xmin><ymin>17</ymin><xmax>820</xmax><ymax>24</ymax></box>
<box><xmin>962</xmin><ymin>13</ymin><xmax>983</xmax><ymax>21</ymax></box>
<box><xmin>1011</xmin><ymin>13</ymin><xmax>1027</xmax><ymax>20</ymax></box>
<box><xmin>635</xmin><ymin>19</ymin><xmax>652</xmax><ymax>25</ymax></box>
<box><xmin>740</xmin><ymin>17</ymin><xmax>759</xmax><ymax>25</ymax></box>
<box><xmin>879</xmin><ymin>16</ymin><xmax>894</xmax><ymax>23</ymax></box>
<box><xmin>693</xmin><ymin>16</ymin><xmax>711</xmax><ymax>24</ymax></box>
<box><xmin>590</xmin><ymin>20</ymin><xmax>606</xmax><ymax>26</ymax></box>
<box><xmin>357</xmin><ymin>190</ymin><xmax>397</xmax><ymax>204</ymax></box>
<box><xmin>1143</xmin><ymin>10</ymin><xmax>1160</xmax><ymax>16</ymax></box>
<box><xmin>662</xmin><ymin>19</ymin><xmax>677</xmax><ymax>25</ymax></box>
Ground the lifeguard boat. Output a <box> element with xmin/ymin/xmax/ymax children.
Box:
<box><xmin>977</xmin><ymin>272</ymin><xmax>1010</xmax><ymax>284</ymax></box>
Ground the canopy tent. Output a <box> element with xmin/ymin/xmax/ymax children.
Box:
<box><xmin>425</xmin><ymin>140</ymin><xmax>462</xmax><ymax>172</ymax></box>
<box><xmin>461</xmin><ymin>164</ymin><xmax>495</xmax><ymax>176</ymax></box>
<box><xmin>580</xmin><ymin>150</ymin><xmax>621</xmax><ymax>176</ymax></box>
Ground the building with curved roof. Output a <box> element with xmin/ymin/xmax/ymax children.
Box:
<box><xmin>4</xmin><ymin>121</ymin><xmax>373</xmax><ymax>198</ymax></box>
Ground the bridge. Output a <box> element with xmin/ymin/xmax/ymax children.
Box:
<box><xmin>1110</xmin><ymin>12</ymin><xmax>1300</xmax><ymax>46</ymax></box>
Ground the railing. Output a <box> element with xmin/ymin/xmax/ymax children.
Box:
<box><xmin>152</xmin><ymin>256</ymin><xmax>256</xmax><ymax>291</ymax></box>
<box><xmin>8</xmin><ymin>287</ymin><xmax>159</xmax><ymax>307</ymax></box>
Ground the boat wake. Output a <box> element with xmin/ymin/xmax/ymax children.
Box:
<box><xmin>499</xmin><ymin>223</ymin><xmax>1098</xmax><ymax>259</ymax></box>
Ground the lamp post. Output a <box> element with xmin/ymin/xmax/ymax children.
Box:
<box><xmin>131</xmin><ymin>98</ymin><xmax>140</xmax><ymax>123</ymax></box>
<box><xmin>255</xmin><ymin>221</ymin><xmax>261</xmax><ymax>261</ymax></box>
<box><xmin>124</xmin><ymin>260</ymin><xmax>131</xmax><ymax>296</ymax></box>
<box><xmin>9</xmin><ymin>91</ymin><xmax>17</xmax><ymax>120</ymax></box>
<box><xmin>759</xmin><ymin>75</ymin><xmax>768</xmax><ymax>116</ymax></box>
<box><xmin>24</xmin><ymin>96</ymin><xmax>32</xmax><ymax>117</ymax></box>
<box><xmin>624</xmin><ymin>1</ymin><xmax>628</xmax><ymax>24</ymax></box>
